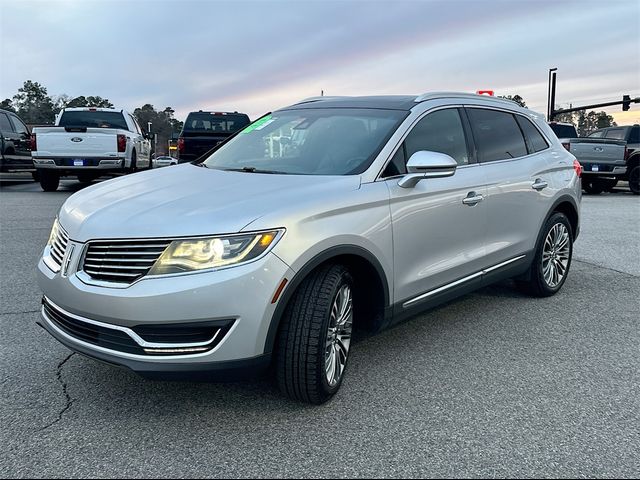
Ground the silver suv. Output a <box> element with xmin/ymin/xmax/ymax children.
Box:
<box><xmin>37</xmin><ymin>93</ymin><xmax>582</xmax><ymax>404</ymax></box>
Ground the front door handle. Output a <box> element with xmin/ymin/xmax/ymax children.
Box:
<box><xmin>462</xmin><ymin>191</ymin><xmax>484</xmax><ymax>206</ymax></box>
<box><xmin>532</xmin><ymin>179</ymin><xmax>548</xmax><ymax>191</ymax></box>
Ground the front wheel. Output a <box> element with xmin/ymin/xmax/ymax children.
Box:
<box><xmin>275</xmin><ymin>264</ymin><xmax>354</xmax><ymax>404</ymax></box>
<box><xmin>517</xmin><ymin>212</ymin><xmax>573</xmax><ymax>297</ymax></box>
<box><xmin>629</xmin><ymin>165</ymin><xmax>640</xmax><ymax>195</ymax></box>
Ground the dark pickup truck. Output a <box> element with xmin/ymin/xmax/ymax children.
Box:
<box><xmin>0</xmin><ymin>108</ymin><xmax>35</xmax><ymax>176</ymax></box>
<box><xmin>177</xmin><ymin>111</ymin><xmax>251</xmax><ymax>163</ymax></box>
<box><xmin>588</xmin><ymin>125</ymin><xmax>640</xmax><ymax>195</ymax></box>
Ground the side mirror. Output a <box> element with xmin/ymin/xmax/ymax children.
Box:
<box><xmin>398</xmin><ymin>151</ymin><xmax>458</xmax><ymax>188</ymax></box>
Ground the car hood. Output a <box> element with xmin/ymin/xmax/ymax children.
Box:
<box><xmin>59</xmin><ymin>164</ymin><xmax>362</xmax><ymax>242</ymax></box>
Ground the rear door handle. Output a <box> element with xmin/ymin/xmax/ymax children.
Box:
<box><xmin>462</xmin><ymin>192</ymin><xmax>484</xmax><ymax>206</ymax></box>
<box><xmin>532</xmin><ymin>179</ymin><xmax>548</xmax><ymax>191</ymax></box>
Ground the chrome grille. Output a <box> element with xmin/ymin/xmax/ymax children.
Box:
<box><xmin>82</xmin><ymin>240</ymin><xmax>171</xmax><ymax>284</ymax></box>
<box><xmin>49</xmin><ymin>226</ymin><xmax>70</xmax><ymax>270</ymax></box>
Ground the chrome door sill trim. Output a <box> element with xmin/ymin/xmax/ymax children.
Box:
<box><xmin>402</xmin><ymin>255</ymin><xmax>526</xmax><ymax>308</ymax></box>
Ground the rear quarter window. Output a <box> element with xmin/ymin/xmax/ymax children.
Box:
<box><xmin>516</xmin><ymin>116</ymin><xmax>549</xmax><ymax>153</ymax></box>
<box><xmin>0</xmin><ymin>113</ymin><xmax>14</xmax><ymax>133</ymax></box>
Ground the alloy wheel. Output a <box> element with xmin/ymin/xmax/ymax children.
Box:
<box><xmin>542</xmin><ymin>223</ymin><xmax>570</xmax><ymax>288</ymax></box>
<box><xmin>325</xmin><ymin>284</ymin><xmax>353</xmax><ymax>387</ymax></box>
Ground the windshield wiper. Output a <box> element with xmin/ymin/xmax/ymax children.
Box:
<box><xmin>225</xmin><ymin>166</ymin><xmax>288</xmax><ymax>174</ymax></box>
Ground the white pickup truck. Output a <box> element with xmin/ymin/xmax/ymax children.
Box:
<box><xmin>32</xmin><ymin>108</ymin><xmax>151</xmax><ymax>191</ymax></box>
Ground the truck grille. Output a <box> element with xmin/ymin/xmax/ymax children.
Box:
<box><xmin>82</xmin><ymin>239</ymin><xmax>171</xmax><ymax>284</ymax></box>
<box><xmin>49</xmin><ymin>226</ymin><xmax>70</xmax><ymax>270</ymax></box>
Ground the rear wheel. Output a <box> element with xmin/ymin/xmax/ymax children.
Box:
<box><xmin>276</xmin><ymin>264</ymin><xmax>354</xmax><ymax>404</ymax></box>
<box><xmin>128</xmin><ymin>150</ymin><xmax>137</xmax><ymax>173</ymax></box>
<box><xmin>629</xmin><ymin>165</ymin><xmax>640</xmax><ymax>195</ymax></box>
<box><xmin>77</xmin><ymin>173</ymin><xmax>96</xmax><ymax>184</ymax></box>
<box><xmin>517</xmin><ymin>212</ymin><xmax>573</xmax><ymax>297</ymax></box>
<box><xmin>39</xmin><ymin>172</ymin><xmax>59</xmax><ymax>192</ymax></box>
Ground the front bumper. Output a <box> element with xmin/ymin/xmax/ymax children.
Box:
<box><xmin>37</xmin><ymin>250</ymin><xmax>294</xmax><ymax>375</ymax></box>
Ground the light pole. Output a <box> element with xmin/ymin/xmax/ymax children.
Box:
<box><xmin>547</xmin><ymin>67</ymin><xmax>557</xmax><ymax>121</ymax></box>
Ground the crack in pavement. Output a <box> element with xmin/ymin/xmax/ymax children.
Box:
<box><xmin>573</xmin><ymin>258</ymin><xmax>639</xmax><ymax>278</ymax></box>
<box><xmin>0</xmin><ymin>309</ymin><xmax>40</xmax><ymax>316</ymax></box>
<box><xmin>38</xmin><ymin>352</ymin><xmax>76</xmax><ymax>432</ymax></box>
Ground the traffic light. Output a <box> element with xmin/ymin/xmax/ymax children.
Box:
<box><xmin>623</xmin><ymin>95</ymin><xmax>631</xmax><ymax>111</ymax></box>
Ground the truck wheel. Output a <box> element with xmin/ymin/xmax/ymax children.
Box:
<box><xmin>129</xmin><ymin>150</ymin><xmax>137</xmax><ymax>173</ymax></box>
<box><xmin>629</xmin><ymin>165</ymin><xmax>640</xmax><ymax>195</ymax></box>
<box><xmin>517</xmin><ymin>212</ymin><xmax>573</xmax><ymax>297</ymax></box>
<box><xmin>39</xmin><ymin>172</ymin><xmax>60</xmax><ymax>192</ymax></box>
<box><xmin>582</xmin><ymin>179</ymin><xmax>603</xmax><ymax>195</ymax></box>
<box><xmin>276</xmin><ymin>264</ymin><xmax>354</xmax><ymax>404</ymax></box>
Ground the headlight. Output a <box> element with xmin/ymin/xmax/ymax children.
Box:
<box><xmin>47</xmin><ymin>218</ymin><xmax>60</xmax><ymax>247</ymax></box>
<box><xmin>148</xmin><ymin>230</ymin><xmax>283</xmax><ymax>276</ymax></box>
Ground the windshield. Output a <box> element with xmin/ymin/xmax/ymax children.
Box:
<box><xmin>184</xmin><ymin>113</ymin><xmax>250</xmax><ymax>133</ymax></box>
<box><xmin>59</xmin><ymin>111</ymin><xmax>128</xmax><ymax>130</ymax></box>
<box><xmin>202</xmin><ymin>108</ymin><xmax>407</xmax><ymax>175</ymax></box>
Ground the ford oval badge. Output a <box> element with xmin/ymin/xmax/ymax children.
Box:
<box><xmin>71</xmin><ymin>137</ymin><xmax>83</xmax><ymax>142</ymax></box>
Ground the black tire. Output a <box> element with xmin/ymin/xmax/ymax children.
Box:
<box><xmin>275</xmin><ymin>264</ymin><xmax>354</xmax><ymax>404</ymax></box>
<box><xmin>39</xmin><ymin>172</ymin><xmax>59</xmax><ymax>192</ymax></box>
<box><xmin>629</xmin><ymin>165</ymin><xmax>640</xmax><ymax>195</ymax></box>
<box><xmin>517</xmin><ymin>212</ymin><xmax>573</xmax><ymax>297</ymax></box>
<box><xmin>582</xmin><ymin>178</ymin><xmax>603</xmax><ymax>194</ymax></box>
<box><xmin>129</xmin><ymin>150</ymin><xmax>137</xmax><ymax>173</ymax></box>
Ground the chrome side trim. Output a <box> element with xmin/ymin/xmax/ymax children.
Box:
<box><xmin>42</xmin><ymin>296</ymin><xmax>221</xmax><ymax>349</ymax></box>
<box><xmin>402</xmin><ymin>255</ymin><xmax>527</xmax><ymax>308</ymax></box>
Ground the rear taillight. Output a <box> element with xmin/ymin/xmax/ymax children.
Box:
<box><xmin>573</xmin><ymin>159</ymin><xmax>582</xmax><ymax>178</ymax></box>
<box><xmin>30</xmin><ymin>134</ymin><xmax>37</xmax><ymax>151</ymax></box>
<box><xmin>117</xmin><ymin>134</ymin><xmax>127</xmax><ymax>152</ymax></box>
<box><xmin>562</xmin><ymin>142</ymin><xmax>571</xmax><ymax>152</ymax></box>
<box><xmin>178</xmin><ymin>137</ymin><xmax>184</xmax><ymax>153</ymax></box>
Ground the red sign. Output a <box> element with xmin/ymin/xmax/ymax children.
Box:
<box><xmin>476</xmin><ymin>90</ymin><xmax>494</xmax><ymax>96</ymax></box>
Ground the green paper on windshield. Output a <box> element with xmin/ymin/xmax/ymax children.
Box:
<box><xmin>241</xmin><ymin>114</ymin><xmax>273</xmax><ymax>134</ymax></box>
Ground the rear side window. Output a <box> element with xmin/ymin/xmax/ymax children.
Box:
<box><xmin>605</xmin><ymin>128</ymin><xmax>625</xmax><ymax>140</ymax></box>
<box><xmin>184</xmin><ymin>113</ymin><xmax>250</xmax><ymax>133</ymax></box>
<box><xmin>516</xmin><ymin>116</ymin><xmax>549</xmax><ymax>153</ymax></box>
<box><xmin>10</xmin><ymin>115</ymin><xmax>29</xmax><ymax>135</ymax></box>
<box><xmin>629</xmin><ymin>127</ymin><xmax>640</xmax><ymax>144</ymax></box>
<box><xmin>59</xmin><ymin>111</ymin><xmax>128</xmax><ymax>130</ymax></box>
<box><xmin>467</xmin><ymin>108</ymin><xmax>528</xmax><ymax>162</ymax></box>
<box><xmin>404</xmin><ymin>108</ymin><xmax>470</xmax><ymax>165</ymax></box>
<box><xmin>0</xmin><ymin>113</ymin><xmax>13</xmax><ymax>132</ymax></box>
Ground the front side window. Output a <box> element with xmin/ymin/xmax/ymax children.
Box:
<box><xmin>467</xmin><ymin>108</ymin><xmax>528</xmax><ymax>162</ymax></box>
<box><xmin>516</xmin><ymin>116</ymin><xmax>549</xmax><ymax>153</ymax></box>
<box><xmin>605</xmin><ymin>128</ymin><xmax>625</xmax><ymax>140</ymax></box>
<box><xmin>404</xmin><ymin>108</ymin><xmax>470</xmax><ymax>165</ymax></box>
<box><xmin>202</xmin><ymin>108</ymin><xmax>407</xmax><ymax>175</ymax></box>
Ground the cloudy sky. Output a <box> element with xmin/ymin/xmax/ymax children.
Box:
<box><xmin>1</xmin><ymin>0</ymin><xmax>639</xmax><ymax>123</ymax></box>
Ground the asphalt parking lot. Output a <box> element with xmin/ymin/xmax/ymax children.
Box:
<box><xmin>1</xmin><ymin>174</ymin><xmax>639</xmax><ymax>478</ymax></box>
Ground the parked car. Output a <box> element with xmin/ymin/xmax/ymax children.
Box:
<box><xmin>152</xmin><ymin>155</ymin><xmax>178</xmax><ymax>168</ymax></box>
<box><xmin>0</xmin><ymin>108</ymin><xmax>35</xmax><ymax>177</ymax></box>
<box><xmin>548</xmin><ymin>122</ymin><xmax>627</xmax><ymax>194</ymax></box>
<box><xmin>37</xmin><ymin>93</ymin><xmax>581</xmax><ymax>404</ymax></box>
<box><xmin>588</xmin><ymin>124</ymin><xmax>640</xmax><ymax>194</ymax></box>
<box><xmin>177</xmin><ymin>111</ymin><xmax>250</xmax><ymax>163</ymax></box>
<box><xmin>31</xmin><ymin>107</ymin><xmax>152</xmax><ymax>191</ymax></box>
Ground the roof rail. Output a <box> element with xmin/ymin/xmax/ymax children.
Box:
<box><xmin>414</xmin><ymin>91</ymin><xmax>521</xmax><ymax>106</ymax></box>
<box><xmin>294</xmin><ymin>96</ymin><xmax>348</xmax><ymax>105</ymax></box>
